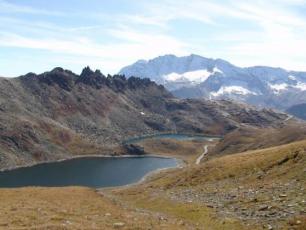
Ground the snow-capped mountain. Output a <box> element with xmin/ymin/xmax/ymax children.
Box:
<box><xmin>119</xmin><ymin>54</ymin><xmax>306</xmax><ymax>110</ymax></box>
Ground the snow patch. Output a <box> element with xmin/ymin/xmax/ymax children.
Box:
<box><xmin>163</xmin><ymin>67</ymin><xmax>223</xmax><ymax>84</ymax></box>
<box><xmin>213</xmin><ymin>67</ymin><xmax>223</xmax><ymax>74</ymax></box>
<box><xmin>163</xmin><ymin>69</ymin><xmax>212</xmax><ymax>83</ymax></box>
<box><xmin>140</xmin><ymin>112</ymin><xmax>145</xmax><ymax>115</ymax></box>
<box><xmin>294</xmin><ymin>82</ymin><xmax>306</xmax><ymax>91</ymax></box>
<box><xmin>268</xmin><ymin>81</ymin><xmax>306</xmax><ymax>93</ymax></box>
<box><xmin>211</xmin><ymin>86</ymin><xmax>257</xmax><ymax>97</ymax></box>
<box><xmin>268</xmin><ymin>83</ymin><xmax>288</xmax><ymax>94</ymax></box>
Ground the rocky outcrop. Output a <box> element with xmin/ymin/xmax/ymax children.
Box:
<box><xmin>122</xmin><ymin>144</ymin><xmax>146</xmax><ymax>155</ymax></box>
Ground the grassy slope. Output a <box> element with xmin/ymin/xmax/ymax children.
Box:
<box><xmin>0</xmin><ymin>187</ymin><xmax>186</xmax><ymax>229</ymax></box>
<box><xmin>212</xmin><ymin>122</ymin><xmax>306</xmax><ymax>156</ymax></box>
<box><xmin>134</xmin><ymin>138</ymin><xmax>215</xmax><ymax>164</ymax></box>
<box><xmin>110</xmin><ymin>139</ymin><xmax>306</xmax><ymax>229</ymax></box>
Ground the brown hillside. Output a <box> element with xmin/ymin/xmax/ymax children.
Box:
<box><xmin>0</xmin><ymin>67</ymin><xmax>290</xmax><ymax>169</ymax></box>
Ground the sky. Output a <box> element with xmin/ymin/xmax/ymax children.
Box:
<box><xmin>0</xmin><ymin>0</ymin><xmax>306</xmax><ymax>77</ymax></box>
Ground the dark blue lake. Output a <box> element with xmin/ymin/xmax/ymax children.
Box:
<box><xmin>0</xmin><ymin>156</ymin><xmax>177</xmax><ymax>188</ymax></box>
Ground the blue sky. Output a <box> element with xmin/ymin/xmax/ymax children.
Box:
<box><xmin>0</xmin><ymin>0</ymin><xmax>306</xmax><ymax>77</ymax></box>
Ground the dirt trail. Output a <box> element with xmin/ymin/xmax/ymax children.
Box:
<box><xmin>195</xmin><ymin>145</ymin><xmax>208</xmax><ymax>164</ymax></box>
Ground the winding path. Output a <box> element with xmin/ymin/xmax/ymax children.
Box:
<box><xmin>195</xmin><ymin>145</ymin><xmax>209</xmax><ymax>165</ymax></box>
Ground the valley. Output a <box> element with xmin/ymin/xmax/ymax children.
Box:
<box><xmin>0</xmin><ymin>68</ymin><xmax>305</xmax><ymax>229</ymax></box>
<box><xmin>0</xmin><ymin>67</ymin><xmax>289</xmax><ymax>170</ymax></box>
<box><xmin>0</xmin><ymin>132</ymin><xmax>305</xmax><ymax>229</ymax></box>
<box><xmin>2</xmin><ymin>1</ymin><xmax>306</xmax><ymax>229</ymax></box>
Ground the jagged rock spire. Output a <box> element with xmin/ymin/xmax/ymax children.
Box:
<box><xmin>80</xmin><ymin>66</ymin><xmax>94</xmax><ymax>77</ymax></box>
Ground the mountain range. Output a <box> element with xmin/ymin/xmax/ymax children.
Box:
<box><xmin>119</xmin><ymin>54</ymin><xmax>306</xmax><ymax>111</ymax></box>
<box><xmin>0</xmin><ymin>67</ymin><xmax>290</xmax><ymax>169</ymax></box>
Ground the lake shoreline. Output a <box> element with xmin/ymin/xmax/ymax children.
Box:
<box><xmin>99</xmin><ymin>162</ymin><xmax>183</xmax><ymax>192</ymax></box>
<box><xmin>0</xmin><ymin>155</ymin><xmax>182</xmax><ymax>189</ymax></box>
<box><xmin>0</xmin><ymin>132</ymin><xmax>218</xmax><ymax>172</ymax></box>
<box><xmin>0</xmin><ymin>132</ymin><xmax>215</xmax><ymax>188</ymax></box>
<box><xmin>123</xmin><ymin>132</ymin><xmax>221</xmax><ymax>144</ymax></box>
<box><xmin>0</xmin><ymin>153</ymin><xmax>183</xmax><ymax>173</ymax></box>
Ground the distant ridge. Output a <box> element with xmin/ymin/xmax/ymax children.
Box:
<box><xmin>286</xmin><ymin>103</ymin><xmax>306</xmax><ymax>120</ymax></box>
<box><xmin>119</xmin><ymin>54</ymin><xmax>306</xmax><ymax>110</ymax></box>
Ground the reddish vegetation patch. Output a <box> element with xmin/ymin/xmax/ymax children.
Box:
<box><xmin>58</xmin><ymin>130</ymin><xmax>72</xmax><ymax>145</ymax></box>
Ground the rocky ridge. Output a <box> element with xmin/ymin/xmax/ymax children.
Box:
<box><xmin>0</xmin><ymin>67</ymin><xmax>290</xmax><ymax>169</ymax></box>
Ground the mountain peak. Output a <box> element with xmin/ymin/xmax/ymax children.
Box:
<box><xmin>80</xmin><ymin>66</ymin><xmax>95</xmax><ymax>78</ymax></box>
<box><xmin>189</xmin><ymin>53</ymin><xmax>206</xmax><ymax>59</ymax></box>
<box><xmin>119</xmin><ymin>54</ymin><xmax>306</xmax><ymax>110</ymax></box>
<box><xmin>135</xmin><ymin>59</ymin><xmax>147</xmax><ymax>65</ymax></box>
<box><xmin>50</xmin><ymin>67</ymin><xmax>66</xmax><ymax>73</ymax></box>
<box><xmin>159</xmin><ymin>54</ymin><xmax>177</xmax><ymax>59</ymax></box>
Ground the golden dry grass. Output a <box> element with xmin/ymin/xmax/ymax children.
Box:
<box><xmin>110</xmin><ymin>139</ymin><xmax>306</xmax><ymax>229</ymax></box>
<box><xmin>135</xmin><ymin>138</ymin><xmax>215</xmax><ymax>164</ymax></box>
<box><xmin>0</xmin><ymin>187</ymin><xmax>187</xmax><ymax>229</ymax></box>
<box><xmin>213</xmin><ymin>123</ymin><xmax>306</xmax><ymax>156</ymax></box>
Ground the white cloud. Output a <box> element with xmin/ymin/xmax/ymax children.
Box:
<box><xmin>0</xmin><ymin>27</ymin><xmax>188</xmax><ymax>74</ymax></box>
<box><xmin>231</xmin><ymin>0</ymin><xmax>306</xmax><ymax>27</ymax></box>
<box><xmin>133</xmin><ymin>0</ymin><xmax>306</xmax><ymax>28</ymax></box>
<box><xmin>0</xmin><ymin>0</ymin><xmax>306</xmax><ymax>75</ymax></box>
<box><xmin>0</xmin><ymin>0</ymin><xmax>63</xmax><ymax>16</ymax></box>
<box><xmin>121</xmin><ymin>0</ymin><xmax>306</xmax><ymax>71</ymax></box>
